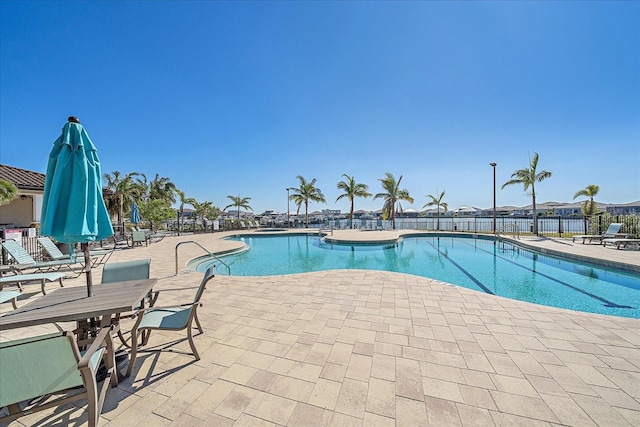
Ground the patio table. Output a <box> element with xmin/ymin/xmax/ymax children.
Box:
<box><xmin>0</xmin><ymin>279</ymin><xmax>156</xmax><ymax>382</ymax></box>
<box><xmin>0</xmin><ymin>279</ymin><xmax>156</xmax><ymax>331</ymax></box>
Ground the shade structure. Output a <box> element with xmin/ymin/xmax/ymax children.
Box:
<box><xmin>40</xmin><ymin>117</ymin><xmax>114</xmax><ymax>297</ymax></box>
<box><xmin>130</xmin><ymin>202</ymin><xmax>141</xmax><ymax>224</ymax></box>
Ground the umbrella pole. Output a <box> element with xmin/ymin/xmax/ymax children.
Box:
<box><xmin>82</xmin><ymin>242</ymin><xmax>93</xmax><ymax>297</ymax></box>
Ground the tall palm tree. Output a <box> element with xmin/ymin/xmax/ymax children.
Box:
<box><xmin>176</xmin><ymin>189</ymin><xmax>197</xmax><ymax>235</ymax></box>
<box><xmin>289</xmin><ymin>175</ymin><xmax>326</xmax><ymax>227</ymax></box>
<box><xmin>224</xmin><ymin>195</ymin><xmax>253</xmax><ymax>220</ymax></box>
<box><xmin>574</xmin><ymin>184</ymin><xmax>600</xmax><ymax>234</ymax></box>
<box><xmin>424</xmin><ymin>190</ymin><xmax>448</xmax><ymax>231</ymax></box>
<box><xmin>501</xmin><ymin>152</ymin><xmax>552</xmax><ymax>235</ymax></box>
<box><xmin>103</xmin><ymin>171</ymin><xmax>144</xmax><ymax>231</ymax></box>
<box><xmin>336</xmin><ymin>174</ymin><xmax>371</xmax><ymax>222</ymax></box>
<box><xmin>148</xmin><ymin>174</ymin><xmax>177</xmax><ymax>205</ymax></box>
<box><xmin>373</xmin><ymin>172</ymin><xmax>414</xmax><ymax>229</ymax></box>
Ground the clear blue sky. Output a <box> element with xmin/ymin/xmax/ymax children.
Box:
<box><xmin>1</xmin><ymin>1</ymin><xmax>638</xmax><ymax>214</ymax></box>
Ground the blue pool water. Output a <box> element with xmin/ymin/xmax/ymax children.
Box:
<box><xmin>194</xmin><ymin>234</ymin><xmax>640</xmax><ymax>318</ymax></box>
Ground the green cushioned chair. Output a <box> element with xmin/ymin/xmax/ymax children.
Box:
<box><xmin>126</xmin><ymin>265</ymin><xmax>216</xmax><ymax>377</ymax></box>
<box><xmin>0</xmin><ymin>327</ymin><xmax>115</xmax><ymax>427</ymax></box>
<box><xmin>101</xmin><ymin>259</ymin><xmax>154</xmax><ymax>347</ymax></box>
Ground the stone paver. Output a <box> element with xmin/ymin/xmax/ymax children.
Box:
<box><xmin>0</xmin><ymin>230</ymin><xmax>638</xmax><ymax>426</ymax></box>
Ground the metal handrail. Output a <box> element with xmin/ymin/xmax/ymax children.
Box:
<box><xmin>496</xmin><ymin>224</ymin><xmax>520</xmax><ymax>240</ymax></box>
<box><xmin>175</xmin><ymin>241</ymin><xmax>231</xmax><ymax>275</ymax></box>
<box><xmin>318</xmin><ymin>224</ymin><xmax>333</xmax><ymax>237</ymax></box>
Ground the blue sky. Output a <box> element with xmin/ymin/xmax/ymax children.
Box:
<box><xmin>1</xmin><ymin>1</ymin><xmax>638</xmax><ymax>214</ymax></box>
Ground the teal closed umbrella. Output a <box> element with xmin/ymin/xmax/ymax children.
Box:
<box><xmin>41</xmin><ymin>117</ymin><xmax>114</xmax><ymax>297</ymax></box>
<box><xmin>130</xmin><ymin>202</ymin><xmax>140</xmax><ymax>225</ymax></box>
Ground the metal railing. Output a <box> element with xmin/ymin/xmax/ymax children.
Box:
<box><xmin>496</xmin><ymin>224</ymin><xmax>520</xmax><ymax>240</ymax></box>
<box><xmin>174</xmin><ymin>241</ymin><xmax>231</xmax><ymax>275</ymax></box>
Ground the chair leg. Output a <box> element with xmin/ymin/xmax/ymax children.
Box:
<box><xmin>194</xmin><ymin>310</ymin><xmax>203</xmax><ymax>334</ymax></box>
<box><xmin>79</xmin><ymin>366</ymin><xmax>100</xmax><ymax>427</ymax></box>
<box><xmin>187</xmin><ymin>321</ymin><xmax>200</xmax><ymax>361</ymax></box>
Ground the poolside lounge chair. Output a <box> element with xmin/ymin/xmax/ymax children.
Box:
<box><xmin>0</xmin><ymin>239</ymin><xmax>88</xmax><ymax>277</ymax></box>
<box><xmin>37</xmin><ymin>236</ymin><xmax>113</xmax><ymax>267</ymax></box>
<box><xmin>572</xmin><ymin>223</ymin><xmax>627</xmax><ymax>244</ymax></box>
<box><xmin>602</xmin><ymin>238</ymin><xmax>640</xmax><ymax>250</ymax></box>
<box><xmin>0</xmin><ymin>271</ymin><xmax>65</xmax><ymax>295</ymax></box>
<box><xmin>0</xmin><ymin>326</ymin><xmax>115</xmax><ymax>427</ymax></box>
<box><xmin>0</xmin><ymin>289</ymin><xmax>21</xmax><ymax>309</ymax></box>
<box><xmin>126</xmin><ymin>264</ymin><xmax>216</xmax><ymax>377</ymax></box>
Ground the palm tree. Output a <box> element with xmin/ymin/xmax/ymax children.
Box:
<box><xmin>501</xmin><ymin>152</ymin><xmax>552</xmax><ymax>235</ymax></box>
<box><xmin>574</xmin><ymin>184</ymin><xmax>599</xmax><ymax>234</ymax></box>
<box><xmin>336</xmin><ymin>174</ymin><xmax>371</xmax><ymax>222</ymax></box>
<box><xmin>176</xmin><ymin>189</ymin><xmax>197</xmax><ymax>235</ymax></box>
<box><xmin>424</xmin><ymin>190</ymin><xmax>448</xmax><ymax>231</ymax></box>
<box><xmin>148</xmin><ymin>174</ymin><xmax>177</xmax><ymax>205</ymax></box>
<box><xmin>103</xmin><ymin>171</ymin><xmax>144</xmax><ymax>232</ymax></box>
<box><xmin>373</xmin><ymin>172</ymin><xmax>414</xmax><ymax>229</ymax></box>
<box><xmin>289</xmin><ymin>175</ymin><xmax>326</xmax><ymax>227</ymax></box>
<box><xmin>0</xmin><ymin>179</ymin><xmax>18</xmax><ymax>206</ymax></box>
<box><xmin>224</xmin><ymin>195</ymin><xmax>253</xmax><ymax>220</ymax></box>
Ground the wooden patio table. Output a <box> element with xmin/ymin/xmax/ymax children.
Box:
<box><xmin>0</xmin><ymin>278</ymin><xmax>157</xmax><ymax>382</ymax></box>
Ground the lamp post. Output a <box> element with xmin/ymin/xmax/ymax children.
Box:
<box><xmin>490</xmin><ymin>162</ymin><xmax>497</xmax><ymax>234</ymax></box>
<box><xmin>286</xmin><ymin>187</ymin><xmax>293</xmax><ymax>228</ymax></box>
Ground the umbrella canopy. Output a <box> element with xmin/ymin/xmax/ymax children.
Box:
<box><xmin>130</xmin><ymin>201</ymin><xmax>141</xmax><ymax>224</ymax></box>
<box><xmin>40</xmin><ymin>117</ymin><xmax>113</xmax><ymax>297</ymax></box>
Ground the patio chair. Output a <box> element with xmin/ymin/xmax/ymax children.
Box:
<box><xmin>101</xmin><ymin>258</ymin><xmax>156</xmax><ymax>347</ymax></box>
<box><xmin>130</xmin><ymin>230</ymin><xmax>149</xmax><ymax>247</ymax></box>
<box><xmin>38</xmin><ymin>236</ymin><xmax>114</xmax><ymax>267</ymax></box>
<box><xmin>126</xmin><ymin>264</ymin><xmax>216</xmax><ymax>377</ymax></box>
<box><xmin>572</xmin><ymin>223</ymin><xmax>627</xmax><ymax>244</ymax></box>
<box><xmin>0</xmin><ymin>239</ymin><xmax>87</xmax><ymax>278</ymax></box>
<box><xmin>0</xmin><ymin>326</ymin><xmax>115</xmax><ymax>427</ymax></box>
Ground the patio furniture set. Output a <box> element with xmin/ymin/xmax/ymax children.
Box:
<box><xmin>0</xmin><ymin>255</ymin><xmax>216</xmax><ymax>427</ymax></box>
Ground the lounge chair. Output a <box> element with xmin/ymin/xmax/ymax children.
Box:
<box><xmin>0</xmin><ymin>239</ymin><xmax>87</xmax><ymax>277</ymax></box>
<box><xmin>37</xmin><ymin>236</ymin><xmax>113</xmax><ymax>267</ymax></box>
<box><xmin>0</xmin><ymin>271</ymin><xmax>65</xmax><ymax>295</ymax></box>
<box><xmin>101</xmin><ymin>259</ymin><xmax>156</xmax><ymax>347</ymax></box>
<box><xmin>602</xmin><ymin>238</ymin><xmax>640</xmax><ymax>250</ymax></box>
<box><xmin>126</xmin><ymin>264</ymin><xmax>216</xmax><ymax>377</ymax></box>
<box><xmin>0</xmin><ymin>289</ymin><xmax>21</xmax><ymax>309</ymax></box>
<box><xmin>572</xmin><ymin>223</ymin><xmax>627</xmax><ymax>244</ymax></box>
<box><xmin>0</xmin><ymin>326</ymin><xmax>115</xmax><ymax>427</ymax></box>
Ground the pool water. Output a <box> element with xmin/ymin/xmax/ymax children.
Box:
<box><xmin>194</xmin><ymin>234</ymin><xmax>640</xmax><ymax>318</ymax></box>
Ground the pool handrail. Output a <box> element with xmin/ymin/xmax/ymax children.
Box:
<box><xmin>175</xmin><ymin>241</ymin><xmax>231</xmax><ymax>275</ymax></box>
<box><xmin>496</xmin><ymin>224</ymin><xmax>520</xmax><ymax>240</ymax></box>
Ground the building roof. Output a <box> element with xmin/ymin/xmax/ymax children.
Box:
<box><xmin>0</xmin><ymin>164</ymin><xmax>45</xmax><ymax>191</ymax></box>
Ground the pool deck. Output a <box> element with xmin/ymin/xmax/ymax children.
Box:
<box><xmin>1</xmin><ymin>230</ymin><xmax>639</xmax><ymax>426</ymax></box>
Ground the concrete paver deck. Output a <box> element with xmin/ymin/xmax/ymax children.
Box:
<box><xmin>1</xmin><ymin>230</ymin><xmax>638</xmax><ymax>426</ymax></box>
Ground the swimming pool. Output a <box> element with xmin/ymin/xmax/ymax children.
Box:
<box><xmin>194</xmin><ymin>234</ymin><xmax>640</xmax><ymax>318</ymax></box>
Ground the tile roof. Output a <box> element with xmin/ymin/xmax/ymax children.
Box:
<box><xmin>0</xmin><ymin>164</ymin><xmax>45</xmax><ymax>191</ymax></box>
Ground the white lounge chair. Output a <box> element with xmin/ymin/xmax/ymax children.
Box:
<box><xmin>572</xmin><ymin>223</ymin><xmax>627</xmax><ymax>244</ymax></box>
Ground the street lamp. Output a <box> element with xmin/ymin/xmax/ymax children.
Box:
<box><xmin>286</xmin><ymin>187</ymin><xmax>294</xmax><ymax>228</ymax></box>
<box><xmin>490</xmin><ymin>162</ymin><xmax>497</xmax><ymax>234</ymax></box>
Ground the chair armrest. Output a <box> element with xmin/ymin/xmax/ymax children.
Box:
<box><xmin>78</xmin><ymin>326</ymin><xmax>113</xmax><ymax>368</ymax></box>
<box><xmin>131</xmin><ymin>301</ymin><xmax>201</xmax><ymax>317</ymax></box>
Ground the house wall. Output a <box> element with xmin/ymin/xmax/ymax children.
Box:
<box><xmin>0</xmin><ymin>196</ymin><xmax>35</xmax><ymax>227</ymax></box>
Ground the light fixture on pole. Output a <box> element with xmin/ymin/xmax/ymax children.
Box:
<box><xmin>286</xmin><ymin>187</ymin><xmax>293</xmax><ymax>228</ymax></box>
<box><xmin>490</xmin><ymin>162</ymin><xmax>497</xmax><ymax>234</ymax></box>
